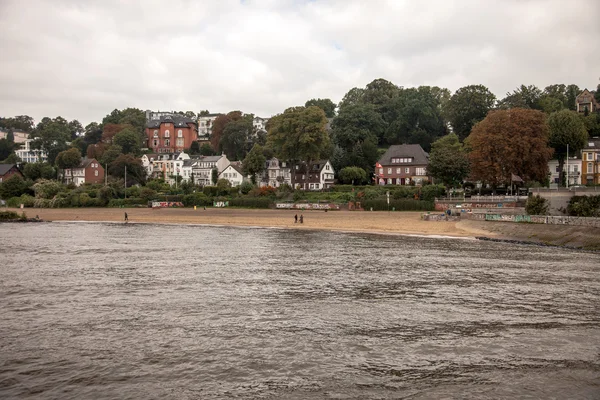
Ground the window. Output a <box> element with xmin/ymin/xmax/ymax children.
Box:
<box><xmin>379</xmin><ymin>168</ymin><xmax>383</xmax><ymax>174</ymax></box>
<box><xmin>165</xmin><ymin>130</ymin><xmax>170</xmax><ymax>138</ymax></box>
<box><xmin>387</xmin><ymin>178</ymin><xmax>392</xmax><ymax>184</ymax></box>
<box><xmin>416</xmin><ymin>167</ymin><xmax>426</xmax><ymax>175</ymax></box>
<box><xmin>176</xmin><ymin>138</ymin><xmax>184</xmax><ymax>147</ymax></box>
<box><xmin>573</xmin><ymin>165</ymin><xmax>578</xmax><ymax>173</ymax></box>
<box><xmin>396</xmin><ymin>168</ymin><xmax>401</xmax><ymax>174</ymax></box>
<box><xmin>588</xmin><ymin>162</ymin><xmax>593</xmax><ymax>172</ymax></box>
<box><xmin>95</xmin><ymin>170</ymin><xmax>99</xmax><ymax>177</ymax></box>
<box><xmin>165</xmin><ymin>139</ymin><xmax>170</xmax><ymax>146</ymax></box>
<box><xmin>153</xmin><ymin>139</ymin><xmax>158</xmax><ymax>147</ymax></box>
<box><xmin>405</xmin><ymin>167</ymin><xmax>410</xmax><ymax>174</ymax></box>
<box><xmin>387</xmin><ymin>168</ymin><xmax>392</xmax><ymax>174</ymax></box>
<box><xmin>178</xmin><ymin>129</ymin><xmax>183</xmax><ymax>138</ymax></box>
<box><xmin>153</xmin><ymin>130</ymin><xmax>158</xmax><ymax>137</ymax></box>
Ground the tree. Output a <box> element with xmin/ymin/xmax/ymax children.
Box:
<box><xmin>338</xmin><ymin>87</ymin><xmax>365</xmax><ymax>110</ymax></box>
<box><xmin>498</xmin><ymin>85</ymin><xmax>542</xmax><ymax>110</ymax></box>
<box><xmin>31</xmin><ymin>116</ymin><xmax>71</xmax><ymax>164</ymax></box>
<box><xmin>211</xmin><ymin>168</ymin><xmax>218</xmax><ymax>185</ymax></box>
<box><xmin>71</xmin><ymin>137</ymin><xmax>88</xmax><ymax>155</ymax></box>
<box><xmin>101</xmin><ymin>123</ymin><xmax>132</xmax><ymax>144</ymax></box>
<box><xmin>100</xmin><ymin>144</ymin><xmax>123</xmax><ymax>166</ymax></box>
<box><xmin>338</xmin><ymin>166</ymin><xmax>367</xmax><ymax>185</ymax></box>
<box><xmin>548</xmin><ymin>109</ymin><xmax>588</xmax><ymax>185</ymax></box>
<box><xmin>0</xmin><ymin>115</ymin><xmax>35</xmax><ymax>133</ymax></box>
<box><xmin>113</xmin><ymin>128</ymin><xmax>141</xmax><ymax>155</ymax></box>
<box><xmin>84</xmin><ymin>122</ymin><xmax>103</xmax><ymax>145</ymax></box>
<box><xmin>0</xmin><ymin>175</ymin><xmax>29</xmax><ymax>199</ymax></box>
<box><xmin>68</xmin><ymin>119</ymin><xmax>84</xmax><ymax>139</ymax></box>
<box><xmin>199</xmin><ymin>110</ymin><xmax>210</xmax><ymax>116</ymax></box>
<box><xmin>446</xmin><ymin>85</ymin><xmax>496</xmax><ymax>141</ymax></box>
<box><xmin>427</xmin><ymin>133</ymin><xmax>470</xmax><ymax>188</ymax></box>
<box><xmin>2</xmin><ymin>153</ymin><xmax>21</xmax><ymax>164</ymax></box>
<box><xmin>305</xmin><ymin>98</ymin><xmax>336</xmax><ymax>118</ymax></box>
<box><xmin>210</xmin><ymin>111</ymin><xmax>243</xmax><ymax>152</ymax></box>
<box><xmin>0</xmin><ymin>138</ymin><xmax>15</xmax><ymax>160</ymax></box>
<box><xmin>267</xmin><ymin>106</ymin><xmax>330</xmax><ymax>188</ymax></box>
<box><xmin>595</xmin><ymin>84</ymin><xmax>600</xmax><ymax>103</ymax></box>
<box><xmin>220</xmin><ymin>115</ymin><xmax>253</xmax><ymax>160</ymax></box>
<box><xmin>189</xmin><ymin>140</ymin><xmax>201</xmax><ymax>155</ymax></box>
<box><xmin>525</xmin><ymin>195</ymin><xmax>549</xmax><ymax>215</ymax></box>
<box><xmin>6</xmin><ymin>131</ymin><xmax>14</xmax><ymax>143</ymax></box>
<box><xmin>242</xmin><ymin>144</ymin><xmax>267</xmax><ymax>184</ymax></box>
<box><xmin>23</xmin><ymin>162</ymin><xmax>55</xmax><ymax>181</ymax></box>
<box><xmin>362</xmin><ymin>78</ymin><xmax>400</xmax><ymax>112</ymax></box>
<box><xmin>200</xmin><ymin>143</ymin><xmax>215</xmax><ymax>156</ymax></box>
<box><xmin>466</xmin><ymin>108</ymin><xmax>553</xmax><ymax>187</ymax></box>
<box><xmin>55</xmin><ymin>148</ymin><xmax>82</xmax><ymax>183</ymax></box>
<box><xmin>108</xmin><ymin>154</ymin><xmax>146</xmax><ymax>185</ymax></box>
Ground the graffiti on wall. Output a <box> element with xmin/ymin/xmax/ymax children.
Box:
<box><xmin>151</xmin><ymin>201</ymin><xmax>184</xmax><ymax>208</ymax></box>
<box><xmin>276</xmin><ymin>203</ymin><xmax>341</xmax><ymax>210</ymax></box>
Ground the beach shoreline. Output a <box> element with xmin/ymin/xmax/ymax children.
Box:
<box><xmin>5</xmin><ymin>207</ymin><xmax>598</xmax><ymax>250</ymax></box>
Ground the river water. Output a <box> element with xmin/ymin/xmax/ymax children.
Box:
<box><xmin>1</xmin><ymin>222</ymin><xmax>599</xmax><ymax>399</ymax></box>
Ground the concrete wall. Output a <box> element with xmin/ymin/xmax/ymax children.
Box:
<box><xmin>467</xmin><ymin>212</ymin><xmax>600</xmax><ymax>228</ymax></box>
<box><xmin>529</xmin><ymin>188</ymin><xmax>600</xmax><ymax>215</ymax></box>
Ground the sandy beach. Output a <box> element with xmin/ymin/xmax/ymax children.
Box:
<box><xmin>7</xmin><ymin>207</ymin><xmax>598</xmax><ymax>249</ymax></box>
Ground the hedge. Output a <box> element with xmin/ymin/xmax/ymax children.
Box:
<box><xmin>7</xmin><ymin>194</ymin><xmax>35</xmax><ymax>208</ymax></box>
<box><xmin>108</xmin><ymin>198</ymin><xmax>147</xmax><ymax>207</ymax></box>
<box><xmin>362</xmin><ymin>199</ymin><xmax>435</xmax><ymax>211</ymax></box>
<box><xmin>228</xmin><ymin>197</ymin><xmax>272</xmax><ymax>209</ymax></box>
<box><xmin>183</xmin><ymin>193</ymin><xmax>212</xmax><ymax>207</ymax></box>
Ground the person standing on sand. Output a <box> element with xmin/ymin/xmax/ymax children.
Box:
<box><xmin>124</xmin><ymin>212</ymin><xmax>128</xmax><ymax>222</ymax></box>
<box><xmin>294</xmin><ymin>214</ymin><xmax>298</xmax><ymax>223</ymax></box>
<box><xmin>299</xmin><ymin>214</ymin><xmax>303</xmax><ymax>224</ymax></box>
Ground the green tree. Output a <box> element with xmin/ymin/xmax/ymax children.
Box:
<box><xmin>0</xmin><ymin>115</ymin><xmax>35</xmax><ymax>133</ymax></box>
<box><xmin>338</xmin><ymin>166</ymin><xmax>367</xmax><ymax>185</ymax></box>
<box><xmin>338</xmin><ymin>87</ymin><xmax>365</xmax><ymax>110</ymax></box>
<box><xmin>100</xmin><ymin>144</ymin><xmax>123</xmax><ymax>166</ymax></box>
<box><xmin>211</xmin><ymin>168</ymin><xmax>218</xmax><ymax>185</ymax></box>
<box><xmin>23</xmin><ymin>162</ymin><xmax>55</xmax><ymax>181</ymax></box>
<box><xmin>84</xmin><ymin>122</ymin><xmax>103</xmax><ymax>145</ymax></box>
<box><xmin>113</xmin><ymin>128</ymin><xmax>141</xmax><ymax>155</ymax></box>
<box><xmin>189</xmin><ymin>140</ymin><xmax>201</xmax><ymax>155</ymax></box>
<box><xmin>31</xmin><ymin>116</ymin><xmax>71</xmax><ymax>164</ymax></box>
<box><xmin>108</xmin><ymin>154</ymin><xmax>146</xmax><ymax>185</ymax></box>
<box><xmin>242</xmin><ymin>144</ymin><xmax>267</xmax><ymax>184</ymax></box>
<box><xmin>466</xmin><ymin>108</ymin><xmax>553</xmax><ymax>187</ymax></box>
<box><xmin>0</xmin><ymin>175</ymin><xmax>29</xmax><ymax>199</ymax></box>
<box><xmin>200</xmin><ymin>143</ymin><xmax>215</xmax><ymax>156</ymax></box>
<box><xmin>2</xmin><ymin>153</ymin><xmax>21</xmax><ymax>164</ymax></box>
<box><xmin>497</xmin><ymin>85</ymin><xmax>542</xmax><ymax>110</ymax></box>
<box><xmin>427</xmin><ymin>133</ymin><xmax>470</xmax><ymax>188</ymax></box>
<box><xmin>447</xmin><ymin>85</ymin><xmax>497</xmax><ymax>141</ymax></box>
<box><xmin>6</xmin><ymin>131</ymin><xmax>15</xmax><ymax>143</ymax></box>
<box><xmin>525</xmin><ymin>195</ymin><xmax>549</xmax><ymax>215</ymax></box>
<box><xmin>267</xmin><ymin>106</ymin><xmax>330</xmax><ymax>188</ymax></box>
<box><xmin>548</xmin><ymin>109</ymin><xmax>588</xmax><ymax>185</ymax></box>
<box><xmin>220</xmin><ymin>115</ymin><xmax>253</xmax><ymax>160</ymax></box>
<box><xmin>68</xmin><ymin>119</ymin><xmax>84</xmax><ymax>139</ymax></box>
<box><xmin>305</xmin><ymin>98</ymin><xmax>336</xmax><ymax>118</ymax></box>
<box><xmin>71</xmin><ymin>137</ymin><xmax>88</xmax><ymax>155</ymax></box>
<box><xmin>0</xmin><ymin>138</ymin><xmax>15</xmax><ymax>160</ymax></box>
<box><xmin>55</xmin><ymin>148</ymin><xmax>82</xmax><ymax>183</ymax></box>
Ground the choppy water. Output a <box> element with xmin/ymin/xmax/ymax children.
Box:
<box><xmin>1</xmin><ymin>222</ymin><xmax>599</xmax><ymax>399</ymax></box>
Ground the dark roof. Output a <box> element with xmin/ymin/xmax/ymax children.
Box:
<box><xmin>147</xmin><ymin>114</ymin><xmax>197</xmax><ymax>129</ymax></box>
<box><xmin>198</xmin><ymin>113</ymin><xmax>223</xmax><ymax>118</ymax></box>
<box><xmin>0</xmin><ymin>164</ymin><xmax>20</xmax><ymax>175</ymax></box>
<box><xmin>378</xmin><ymin>144</ymin><xmax>429</xmax><ymax>166</ymax></box>
<box><xmin>294</xmin><ymin>160</ymin><xmax>331</xmax><ymax>174</ymax></box>
<box><xmin>228</xmin><ymin>162</ymin><xmax>243</xmax><ymax>174</ymax></box>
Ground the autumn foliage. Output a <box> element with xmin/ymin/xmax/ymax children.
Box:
<box><xmin>210</xmin><ymin>111</ymin><xmax>243</xmax><ymax>151</ymax></box>
<box><xmin>466</xmin><ymin>108</ymin><xmax>553</xmax><ymax>186</ymax></box>
<box><xmin>101</xmin><ymin>123</ymin><xmax>133</xmax><ymax>144</ymax></box>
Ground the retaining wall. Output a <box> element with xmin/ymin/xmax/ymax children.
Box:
<box><xmin>467</xmin><ymin>213</ymin><xmax>600</xmax><ymax>228</ymax></box>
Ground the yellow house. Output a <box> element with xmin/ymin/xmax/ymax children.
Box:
<box><xmin>582</xmin><ymin>138</ymin><xmax>600</xmax><ymax>185</ymax></box>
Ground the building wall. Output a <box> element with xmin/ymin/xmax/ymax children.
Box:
<box><xmin>0</xmin><ymin>166</ymin><xmax>23</xmax><ymax>182</ymax></box>
<box><xmin>85</xmin><ymin>162</ymin><xmax>104</xmax><ymax>184</ymax></box>
<box><xmin>581</xmin><ymin>150</ymin><xmax>599</xmax><ymax>184</ymax></box>
<box><xmin>146</xmin><ymin>122</ymin><xmax>197</xmax><ymax>153</ymax></box>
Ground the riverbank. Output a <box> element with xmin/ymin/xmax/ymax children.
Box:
<box><xmin>5</xmin><ymin>208</ymin><xmax>598</xmax><ymax>250</ymax></box>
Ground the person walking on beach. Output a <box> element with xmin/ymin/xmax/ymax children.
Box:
<box><xmin>294</xmin><ymin>214</ymin><xmax>298</xmax><ymax>223</ymax></box>
<box><xmin>124</xmin><ymin>212</ymin><xmax>128</xmax><ymax>222</ymax></box>
<box><xmin>299</xmin><ymin>214</ymin><xmax>304</xmax><ymax>224</ymax></box>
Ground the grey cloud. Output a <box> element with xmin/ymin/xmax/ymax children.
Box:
<box><xmin>0</xmin><ymin>0</ymin><xmax>599</xmax><ymax>125</ymax></box>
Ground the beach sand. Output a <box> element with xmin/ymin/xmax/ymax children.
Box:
<box><xmin>8</xmin><ymin>207</ymin><xmax>598</xmax><ymax>249</ymax></box>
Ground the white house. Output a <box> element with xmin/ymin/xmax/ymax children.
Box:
<box><xmin>548</xmin><ymin>157</ymin><xmax>582</xmax><ymax>186</ymax></box>
<box><xmin>293</xmin><ymin>160</ymin><xmax>335</xmax><ymax>190</ymax></box>
<box><xmin>146</xmin><ymin>152</ymin><xmax>191</xmax><ymax>185</ymax></box>
<box><xmin>15</xmin><ymin>139</ymin><xmax>48</xmax><ymax>163</ymax></box>
<box><xmin>197</xmin><ymin>113</ymin><xmax>223</xmax><ymax>141</ymax></box>
<box><xmin>253</xmin><ymin>116</ymin><xmax>268</xmax><ymax>132</ymax></box>
<box><xmin>218</xmin><ymin>162</ymin><xmax>246</xmax><ymax>186</ymax></box>
<box><xmin>191</xmin><ymin>153</ymin><xmax>230</xmax><ymax>186</ymax></box>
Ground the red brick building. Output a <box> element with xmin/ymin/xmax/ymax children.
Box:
<box><xmin>375</xmin><ymin>144</ymin><xmax>431</xmax><ymax>185</ymax></box>
<box><xmin>0</xmin><ymin>164</ymin><xmax>23</xmax><ymax>183</ymax></box>
<box><xmin>146</xmin><ymin>115</ymin><xmax>198</xmax><ymax>153</ymax></box>
<box><xmin>61</xmin><ymin>158</ymin><xmax>104</xmax><ymax>186</ymax></box>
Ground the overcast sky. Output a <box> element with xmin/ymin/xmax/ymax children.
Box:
<box><xmin>1</xmin><ymin>0</ymin><xmax>599</xmax><ymax>125</ymax></box>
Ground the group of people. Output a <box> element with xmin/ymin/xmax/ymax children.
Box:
<box><xmin>294</xmin><ymin>214</ymin><xmax>304</xmax><ymax>224</ymax></box>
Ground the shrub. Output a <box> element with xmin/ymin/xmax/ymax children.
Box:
<box><xmin>525</xmin><ymin>194</ymin><xmax>549</xmax><ymax>215</ymax></box>
<box><xmin>229</xmin><ymin>197</ymin><xmax>271</xmax><ymax>208</ymax></box>
<box><xmin>0</xmin><ymin>210</ymin><xmax>22</xmax><ymax>221</ymax></box>
<box><xmin>420</xmin><ymin>184</ymin><xmax>446</xmax><ymax>202</ymax></box>
<box><xmin>566</xmin><ymin>195</ymin><xmax>600</xmax><ymax>217</ymax></box>
<box><xmin>240</xmin><ymin>181</ymin><xmax>254</xmax><ymax>195</ymax></box>
<box><xmin>7</xmin><ymin>194</ymin><xmax>35</xmax><ymax>208</ymax></box>
<box><xmin>32</xmin><ymin>179</ymin><xmax>64</xmax><ymax>199</ymax></box>
<box><xmin>140</xmin><ymin>187</ymin><xmax>158</xmax><ymax>202</ymax></box>
<box><xmin>183</xmin><ymin>192</ymin><xmax>212</xmax><ymax>207</ymax></box>
<box><xmin>362</xmin><ymin>199</ymin><xmax>435</xmax><ymax>211</ymax></box>
<box><xmin>203</xmin><ymin>186</ymin><xmax>219</xmax><ymax>197</ymax></box>
<box><xmin>108</xmin><ymin>198</ymin><xmax>147</xmax><ymax>207</ymax></box>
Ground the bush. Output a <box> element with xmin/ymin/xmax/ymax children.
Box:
<box><xmin>362</xmin><ymin>199</ymin><xmax>435</xmax><ymax>211</ymax></box>
<box><xmin>0</xmin><ymin>175</ymin><xmax>30</xmax><ymax>199</ymax></box>
<box><xmin>140</xmin><ymin>187</ymin><xmax>158</xmax><ymax>202</ymax></box>
<box><xmin>420</xmin><ymin>184</ymin><xmax>446</xmax><ymax>202</ymax></box>
<box><xmin>33</xmin><ymin>179</ymin><xmax>64</xmax><ymax>199</ymax></box>
<box><xmin>566</xmin><ymin>195</ymin><xmax>600</xmax><ymax>217</ymax></box>
<box><xmin>393</xmin><ymin>187</ymin><xmax>418</xmax><ymax>199</ymax></box>
<box><xmin>183</xmin><ymin>192</ymin><xmax>212</xmax><ymax>207</ymax></box>
<box><xmin>229</xmin><ymin>197</ymin><xmax>272</xmax><ymax>208</ymax></box>
<box><xmin>240</xmin><ymin>181</ymin><xmax>254</xmax><ymax>195</ymax></box>
<box><xmin>108</xmin><ymin>198</ymin><xmax>147</xmax><ymax>207</ymax></box>
<box><xmin>525</xmin><ymin>194</ymin><xmax>549</xmax><ymax>215</ymax></box>
<box><xmin>203</xmin><ymin>186</ymin><xmax>219</xmax><ymax>197</ymax></box>
<box><xmin>7</xmin><ymin>194</ymin><xmax>35</xmax><ymax>208</ymax></box>
<box><xmin>0</xmin><ymin>210</ymin><xmax>24</xmax><ymax>221</ymax></box>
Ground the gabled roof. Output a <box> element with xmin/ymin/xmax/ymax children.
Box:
<box><xmin>76</xmin><ymin>158</ymin><xmax>101</xmax><ymax>169</ymax></box>
<box><xmin>227</xmin><ymin>162</ymin><xmax>244</xmax><ymax>174</ymax></box>
<box><xmin>583</xmin><ymin>137</ymin><xmax>600</xmax><ymax>149</ymax></box>
<box><xmin>294</xmin><ymin>160</ymin><xmax>331</xmax><ymax>174</ymax></box>
<box><xmin>147</xmin><ymin>114</ymin><xmax>197</xmax><ymax>129</ymax></box>
<box><xmin>378</xmin><ymin>144</ymin><xmax>429</xmax><ymax>166</ymax></box>
<box><xmin>0</xmin><ymin>164</ymin><xmax>20</xmax><ymax>176</ymax></box>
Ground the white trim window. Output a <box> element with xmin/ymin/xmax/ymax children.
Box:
<box><xmin>178</xmin><ymin>129</ymin><xmax>183</xmax><ymax>138</ymax></box>
<box><xmin>165</xmin><ymin>130</ymin><xmax>170</xmax><ymax>138</ymax></box>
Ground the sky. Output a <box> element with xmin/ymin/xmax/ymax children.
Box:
<box><xmin>1</xmin><ymin>0</ymin><xmax>599</xmax><ymax>126</ymax></box>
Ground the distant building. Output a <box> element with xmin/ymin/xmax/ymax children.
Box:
<box><xmin>293</xmin><ymin>160</ymin><xmax>335</xmax><ymax>190</ymax></box>
<box><xmin>190</xmin><ymin>154</ymin><xmax>230</xmax><ymax>186</ymax></box>
<box><xmin>219</xmin><ymin>162</ymin><xmax>246</xmax><ymax>187</ymax></box>
<box><xmin>576</xmin><ymin>89</ymin><xmax>599</xmax><ymax>114</ymax></box>
<box><xmin>375</xmin><ymin>144</ymin><xmax>430</xmax><ymax>185</ymax></box>
<box><xmin>0</xmin><ymin>129</ymin><xmax>29</xmax><ymax>144</ymax></box>
<box><xmin>14</xmin><ymin>139</ymin><xmax>48</xmax><ymax>164</ymax></box>
<box><xmin>146</xmin><ymin>152</ymin><xmax>192</xmax><ymax>185</ymax></box>
<box><xmin>146</xmin><ymin>115</ymin><xmax>198</xmax><ymax>154</ymax></box>
<box><xmin>0</xmin><ymin>164</ymin><xmax>23</xmax><ymax>183</ymax></box>
<box><xmin>260</xmin><ymin>157</ymin><xmax>291</xmax><ymax>188</ymax></box>
<box><xmin>582</xmin><ymin>137</ymin><xmax>600</xmax><ymax>185</ymax></box>
<box><xmin>60</xmin><ymin>158</ymin><xmax>104</xmax><ymax>186</ymax></box>
<box><xmin>197</xmin><ymin>113</ymin><xmax>223</xmax><ymax>142</ymax></box>
<box><xmin>252</xmin><ymin>116</ymin><xmax>269</xmax><ymax>132</ymax></box>
<box><xmin>548</xmin><ymin>158</ymin><xmax>582</xmax><ymax>186</ymax></box>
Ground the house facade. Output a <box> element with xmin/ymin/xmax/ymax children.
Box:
<box><xmin>0</xmin><ymin>129</ymin><xmax>29</xmax><ymax>144</ymax></box>
<box><xmin>0</xmin><ymin>164</ymin><xmax>23</xmax><ymax>183</ymax></box>
<box><xmin>260</xmin><ymin>158</ymin><xmax>292</xmax><ymax>188</ymax></box>
<box><xmin>219</xmin><ymin>162</ymin><xmax>246</xmax><ymax>187</ymax></box>
<box><xmin>253</xmin><ymin>116</ymin><xmax>268</xmax><ymax>133</ymax></box>
<box><xmin>548</xmin><ymin>158</ymin><xmax>582</xmax><ymax>186</ymax></box>
<box><xmin>576</xmin><ymin>89</ymin><xmax>599</xmax><ymax>114</ymax></box>
<box><xmin>375</xmin><ymin>144</ymin><xmax>430</xmax><ymax>185</ymax></box>
<box><xmin>293</xmin><ymin>160</ymin><xmax>335</xmax><ymax>190</ymax></box>
<box><xmin>146</xmin><ymin>115</ymin><xmax>198</xmax><ymax>154</ymax></box>
<box><xmin>582</xmin><ymin>138</ymin><xmax>600</xmax><ymax>185</ymax></box>
<box><xmin>14</xmin><ymin>139</ymin><xmax>48</xmax><ymax>163</ymax></box>
<box><xmin>147</xmin><ymin>152</ymin><xmax>192</xmax><ymax>184</ymax></box>
<box><xmin>191</xmin><ymin>154</ymin><xmax>230</xmax><ymax>186</ymax></box>
<box><xmin>60</xmin><ymin>158</ymin><xmax>104</xmax><ymax>186</ymax></box>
